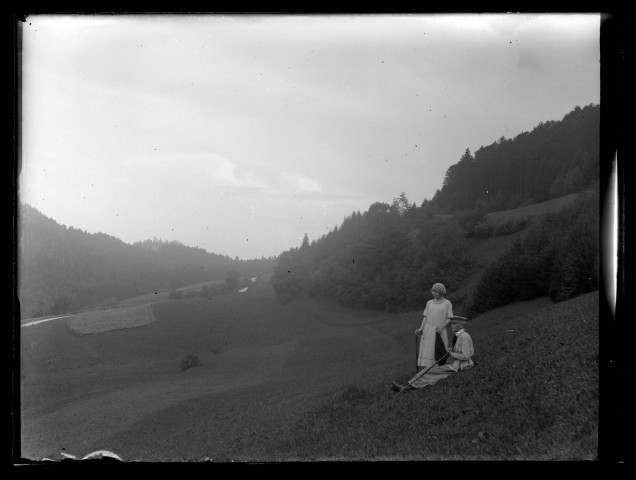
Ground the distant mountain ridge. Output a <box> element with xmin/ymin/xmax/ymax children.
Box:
<box><xmin>17</xmin><ymin>205</ymin><xmax>275</xmax><ymax>318</ymax></box>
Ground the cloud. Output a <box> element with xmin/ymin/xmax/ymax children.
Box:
<box><xmin>120</xmin><ymin>151</ymin><xmax>327</xmax><ymax>204</ymax></box>
<box><xmin>279</xmin><ymin>171</ymin><xmax>322</xmax><ymax>193</ymax></box>
<box><xmin>20</xmin><ymin>14</ymin><xmax>601</xmax><ymax>260</ymax></box>
<box><xmin>200</xmin><ymin>153</ymin><xmax>268</xmax><ymax>189</ymax></box>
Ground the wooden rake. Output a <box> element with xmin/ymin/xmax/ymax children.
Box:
<box><xmin>393</xmin><ymin>352</ymin><xmax>450</xmax><ymax>398</ymax></box>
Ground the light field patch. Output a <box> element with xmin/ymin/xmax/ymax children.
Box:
<box><xmin>486</xmin><ymin>193</ymin><xmax>580</xmax><ymax>222</ymax></box>
<box><xmin>68</xmin><ymin>304</ymin><xmax>155</xmax><ymax>334</ymax></box>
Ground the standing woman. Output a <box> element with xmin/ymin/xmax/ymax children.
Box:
<box><xmin>415</xmin><ymin>283</ymin><xmax>453</xmax><ymax>370</ymax></box>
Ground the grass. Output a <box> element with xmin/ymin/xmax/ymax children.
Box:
<box><xmin>450</xmin><ymin>230</ymin><xmax>530</xmax><ymax>312</ymax></box>
<box><xmin>252</xmin><ymin>291</ymin><xmax>599</xmax><ymax>461</ymax></box>
<box><xmin>431</xmin><ymin>193</ymin><xmax>583</xmax><ymax>314</ymax></box>
<box><xmin>19</xmin><ymin>191</ymin><xmax>600</xmax><ymax>462</ymax></box>
<box><xmin>20</xmin><ymin>281</ymin><xmax>598</xmax><ymax>462</ymax></box>
<box><xmin>20</xmin><ymin>283</ymin><xmax>409</xmax><ymax>461</ymax></box>
<box><xmin>67</xmin><ymin>304</ymin><xmax>155</xmax><ymax>334</ymax></box>
<box><xmin>486</xmin><ymin>193</ymin><xmax>580</xmax><ymax>222</ymax></box>
<box><xmin>435</xmin><ymin>194</ymin><xmax>579</xmax><ymax>225</ymax></box>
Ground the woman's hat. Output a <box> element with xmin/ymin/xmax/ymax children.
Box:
<box><xmin>431</xmin><ymin>283</ymin><xmax>446</xmax><ymax>294</ymax></box>
<box><xmin>449</xmin><ymin>317</ymin><xmax>467</xmax><ymax>325</ymax></box>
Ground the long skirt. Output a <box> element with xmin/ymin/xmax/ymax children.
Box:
<box><xmin>418</xmin><ymin>323</ymin><xmax>448</xmax><ymax>368</ymax></box>
<box><xmin>409</xmin><ymin>364</ymin><xmax>457</xmax><ymax>389</ymax></box>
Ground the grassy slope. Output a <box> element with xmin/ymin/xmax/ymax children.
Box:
<box><xmin>447</xmin><ymin>192</ymin><xmax>585</xmax><ymax>312</ymax></box>
<box><xmin>450</xmin><ymin>229</ymin><xmax>529</xmax><ymax>313</ymax></box>
<box><xmin>486</xmin><ymin>193</ymin><xmax>580</xmax><ymax>222</ymax></box>
<box><xmin>19</xmin><ymin>193</ymin><xmax>597</xmax><ymax>461</ymax></box>
<box><xmin>67</xmin><ymin>304</ymin><xmax>155</xmax><ymax>334</ymax></box>
<box><xmin>20</xmin><ymin>284</ymin><xmax>598</xmax><ymax>461</ymax></box>
<box><xmin>20</xmin><ymin>283</ymin><xmax>415</xmax><ymax>461</ymax></box>
<box><xmin>254</xmin><ymin>291</ymin><xmax>599</xmax><ymax>461</ymax></box>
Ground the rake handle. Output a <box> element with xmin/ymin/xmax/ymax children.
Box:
<box><xmin>394</xmin><ymin>352</ymin><xmax>450</xmax><ymax>398</ymax></box>
<box><xmin>414</xmin><ymin>333</ymin><xmax>419</xmax><ymax>373</ymax></box>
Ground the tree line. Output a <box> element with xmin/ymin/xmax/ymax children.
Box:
<box><xmin>429</xmin><ymin>103</ymin><xmax>599</xmax><ymax>215</ymax></box>
<box><xmin>271</xmin><ymin>104</ymin><xmax>600</xmax><ymax>313</ymax></box>
<box><xmin>17</xmin><ymin>204</ymin><xmax>276</xmax><ymax>318</ymax></box>
<box><xmin>273</xmin><ymin>195</ymin><xmax>473</xmax><ymax>312</ymax></box>
<box><xmin>468</xmin><ymin>189</ymin><xmax>599</xmax><ymax>314</ymax></box>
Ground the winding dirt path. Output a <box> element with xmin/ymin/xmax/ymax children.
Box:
<box><xmin>21</xmin><ymin>315</ymin><xmax>73</xmax><ymax>328</ymax></box>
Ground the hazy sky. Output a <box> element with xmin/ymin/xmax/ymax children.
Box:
<box><xmin>19</xmin><ymin>14</ymin><xmax>600</xmax><ymax>259</ymax></box>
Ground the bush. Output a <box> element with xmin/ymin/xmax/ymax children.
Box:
<box><xmin>468</xmin><ymin>189</ymin><xmax>599</xmax><ymax>314</ymax></box>
<box><xmin>468</xmin><ymin>242</ymin><xmax>552</xmax><ymax>315</ymax></box>
<box><xmin>180</xmin><ymin>354</ymin><xmax>201</xmax><ymax>372</ymax></box>
<box><xmin>197</xmin><ymin>283</ymin><xmax>220</xmax><ymax>298</ymax></box>
<box><xmin>473</xmin><ymin>220</ymin><xmax>494</xmax><ymax>238</ymax></box>
<box><xmin>271</xmin><ymin>248</ymin><xmax>311</xmax><ymax>303</ymax></box>
<box><xmin>492</xmin><ymin>217</ymin><xmax>529</xmax><ymax>237</ymax></box>
<box><xmin>272</xmin><ymin>274</ymin><xmax>305</xmax><ymax>304</ymax></box>
<box><xmin>223</xmin><ymin>269</ymin><xmax>244</xmax><ymax>293</ymax></box>
<box><xmin>454</xmin><ymin>207</ymin><xmax>487</xmax><ymax>236</ymax></box>
<box><xmin>548</xmin><ymin>203</ymin><xmax>599</xmax><ymax>302</ymax></box>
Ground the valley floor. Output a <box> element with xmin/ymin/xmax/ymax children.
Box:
<box><xmin>19</xmin><ymin>282</ymin><xmax>598</xmax><ymax>462</ymax></box>
<box><xmin>20</xmin><ymin>282</ymin><xmax>412</xmax><ymax>461</ymax></box>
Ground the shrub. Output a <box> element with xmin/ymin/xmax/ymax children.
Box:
<box><xmin>225</xmin><ymin>269</ymin><xmax>241</xmax><ymax>291</ymax></box>
<box><xmin>197</xmin><ymin>283</ymin><xmax>220</xmax><ymax>298</ymax></box>
<box><xmin>468</xmin><ymin>189</ymin><xmax>599</xmax><ymax>314</ymax></box>
<box><xmin>454</xmin><ymin>207</ymin><xmax>487</xmax><ymax>236</ymax></box>
<box><xmin>271</xmin><ymin>249</ymin><xmax>311</xmax><ymax>303</ymax></box>
<box><xmin>272</xmin><ymin>275</ymin><xmax>305</xmax><ymax>304</ymax></box>
<box><xmin>492</xmin><ymin>217</ymin><xmax>529</xmax><ymax>237</ymax></box>
<box><xmin>468</xmin><ymin>242</ymin><xmax>550</xmax><ymax>314</ymax></box>
<box><xmin>473</xmin><ymin>220</ymin><xmax>494</xmax><ymax>238</ymax></box>
<box><xmin>548</xmin><ymin>204</ymin><xmax>599</xmax><ymax>302</ymax></box>
<box><xmin>180</xmin><ymin>354</ymin><xmax>201</xmax><ymax>372</ymax></box>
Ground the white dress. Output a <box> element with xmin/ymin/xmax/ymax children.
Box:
<box><xmin>418</xmin><ymin>298</ymin><xmax>453</xmax><ymax>368</ymax></box>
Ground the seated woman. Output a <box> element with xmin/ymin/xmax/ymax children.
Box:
<box><xmin>392</xmin><ymin>318</ymin><xmax>474</xmax><ymax>393</ymax></box>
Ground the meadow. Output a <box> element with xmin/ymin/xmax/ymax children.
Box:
<box><xmin>19</xmin><ymin>279</ymin><xmax>598</xmax><ymax>462</ymax></box>
<box><xmin>485</xmin><ymin>193</ymin><xmax>580</xmax><ymax>223</ymax></box>
<box><xmin>67</xmin><ymin>304</ymin><xmax>155</xmax><ymax>334</ymax></box>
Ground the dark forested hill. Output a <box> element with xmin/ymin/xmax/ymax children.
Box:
<box><xmin>430</xmin><ymin>103</ymin><xmax>599</xmax><ymax>214</ymax></box>
<box><xmin>16</xmin><ymin>204</ymin><xmax>276</xmax><ymax>318</ymax></box>
<box><xmin>271</xmin><ymin>104</ymin><xmax>600</xmax><ymax>313</ymax></box>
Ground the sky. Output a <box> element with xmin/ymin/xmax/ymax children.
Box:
<box><xmin>18</xmin><ymin>13</ymin><xmax>601</xmax><ymax>260</ymax></box>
